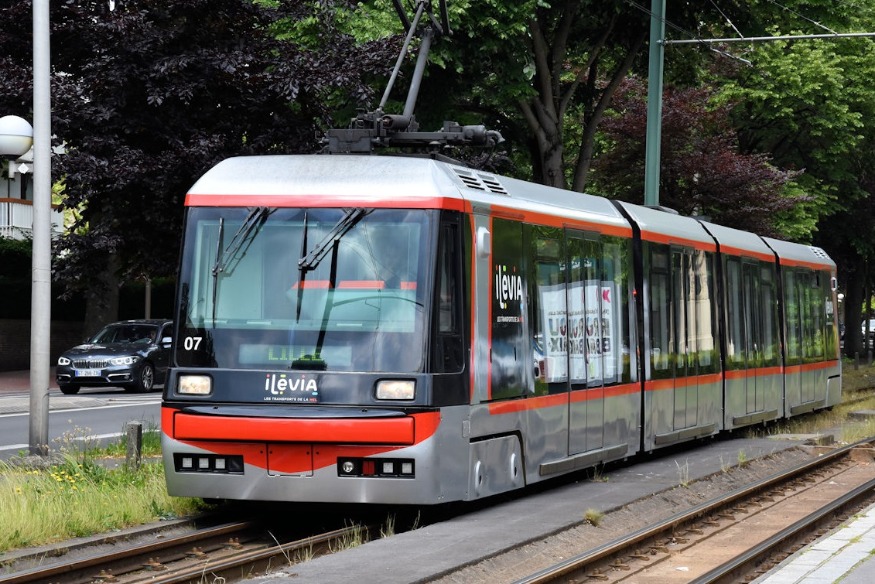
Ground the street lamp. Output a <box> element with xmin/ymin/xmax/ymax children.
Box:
<box><xmin>0</xmin><ymin>114</ymin><xmax>49</xmax><ymax>456</ymax></box>
<box><xmin>0</xmin><ymin>115</ymin><xmax>34</xmax><ymax>161</ymax></box>
<box><xmin>0</xmin><ymin>112</ymin><xmax>49</xmax><ymax>456</ymax></box>
<box><xmin>1</xmin><ymin>4</ymin><xmax>52</xmax><ymax>457</ymax></box>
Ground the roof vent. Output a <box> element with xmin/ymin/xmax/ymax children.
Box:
<box><xmin>808</xmin><ymin>246</ymin><xmax>830</xmax><ymax>260</ymax></box>
<box><xmin>452</xmin><ymin>168</ymin><xmax>508</xmax><ymax>195</ymax></box>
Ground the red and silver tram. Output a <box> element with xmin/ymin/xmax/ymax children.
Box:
<box><xmin>161</xmin><ymin>154</ymin><xmax>841</xmax><ymax>504</ymax></box>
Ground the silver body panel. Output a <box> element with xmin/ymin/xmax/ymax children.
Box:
<box><xmin>164</xmin><ymin>155</ymin><xmax>840</xmax><ymax>504</ymax></box>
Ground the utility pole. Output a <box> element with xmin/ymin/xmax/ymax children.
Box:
<box><xmin>642</xmin><ymin>4</ymin><xmax>875</xmax><ymax>210</ymax></box>
<box><xmin>30</xmin><ymin>0</ymin><xmax>52</xmax><ymax>455</ymax></box>
<box><xmin>644</xmin><ymin>0</ymin><xmax>665</xmax><ymax>208</ymax></box>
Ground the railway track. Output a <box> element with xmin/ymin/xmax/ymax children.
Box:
<box><xmin>0</xmin><ymin>518</ymin><xmax>375</xmax><ymax>584</ymax></box>
<box><xmin>509</xmin><ymin>438</ymin><xmax>875</xmax><ymax>584</ymax></box>
<box><xmin>3</xmin><ymin>435</ymin><xmax>873</xmax><ymax>584</ymax></box>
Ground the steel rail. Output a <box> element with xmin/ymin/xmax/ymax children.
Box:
<box><xmin>0</xmin><ymin>521</ymin><xmax>254</xmax><ymax>584</ymax></box>
<box><xmin>511</xmin><ymin>438</ymin><xmax>874</xmax><ymax>584</ymax></box>
<box><xmin>691</xmin><ymin>476</ymin><xmax>875</xmax><ymax>584</ymax></box>
<box><xmin>123</xmin><ymin>524</ymin><xmax>370</xmax><ymax>584</ymax></box>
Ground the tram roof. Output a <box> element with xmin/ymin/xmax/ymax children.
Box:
<box><xmin>614</xmin><ymin>201</ymin><xmax>716</xmax><ymax>251</ymax></box>
<box><xmin>185</xmin><ymin>154</ymin><xmax>629</xmax><ymax>231</ymax></box>
<box><xmin>762</xmin><ymin>237</ymin><xmax>836</xmax><ymax>271</ymax></box>
<box><xmin>699</xmin><ymin>220</ymin><xmax>776</xmax><ymax>263</ymax></box>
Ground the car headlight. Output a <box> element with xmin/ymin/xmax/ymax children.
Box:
<box><xmin>110</xmin><ymin>355</ymin><xmax>140</xmax><ymax>366</ymax></box>
<box><xmin>376</xmin><ymin>379</ymin><xmax>415</xmax><ymax>400</ymax></box>
<box><xmin>57</xmin><ymin>356</ymin><xmax>70</xmax><ymax>366</ymax></box>
<box><xmin>178</xmin><ymin>375</ymin><xmax>212</xmax><ymax>395</ymax></box>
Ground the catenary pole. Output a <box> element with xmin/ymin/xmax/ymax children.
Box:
<box><xmin>29</xmin><ymin>0</ymin><xmax>51</xmax><ymax>455</ymax></box>
<box><xmin>644</xmin><ymin>0</ymin><xmax>665</xmax><ymax>207</ymax></box>
<box><xmin>642</xmin><ymin>3</ymin><xmax>875</xmax><ymax>209</ymax></box>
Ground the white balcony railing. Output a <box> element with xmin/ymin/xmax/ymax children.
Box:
<box><xmin>0</xmin><ymin>198</ymin><xmax>65</xmax><ymax>240</ymax></box>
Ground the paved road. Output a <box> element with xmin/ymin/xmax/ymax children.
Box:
<box><xmin>0</xmin><ymin>369</ymin><xmax>161</xmax><ymax>460</ymax></box>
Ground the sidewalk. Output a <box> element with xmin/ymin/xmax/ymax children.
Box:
<box><xmin>754</xmin><ymin>502</ymin><xmax>875</xmax><ymax>584</ymax></box>
<box><xmin>0</xmin><ymin>369</ymin><xmax>58</xmax><ymax>394</ymax></box>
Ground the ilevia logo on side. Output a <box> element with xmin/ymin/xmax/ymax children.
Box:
<box><xmin>263</xmin><ymin>373</ymin><xmax>319</xmax><ymax>403</ymax></box>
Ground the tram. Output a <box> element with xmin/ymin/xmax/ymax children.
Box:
<box><xmin>160</xmin><ymin>153</ymin><xmax>841</xmax><ymax>504</ymax></box>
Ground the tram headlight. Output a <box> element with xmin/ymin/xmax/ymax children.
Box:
<box><xmin>376</xmin><ymin>379</ymin><xmax>415</xmax><ymax>400</ymax></box>
<box><xmin>178</xmin><ymin>374</ymin><xmax>212</xmax><ymax>395</ymax></box>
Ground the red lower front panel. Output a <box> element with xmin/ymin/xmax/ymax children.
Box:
<box><xmin>161</xmin><ymin>407</ymin><xmax>441</xmax><ymax>474</ymax></box>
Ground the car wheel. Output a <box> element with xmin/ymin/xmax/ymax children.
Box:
<box><xmin>129</xmin><ymin>362</ymin><xmax>155</xmax><ymax>393</ymax></box>
<box><xmin>58</xmin><ymin>383</ymin><xmax>80</xmax><ymax>395</ymax></box>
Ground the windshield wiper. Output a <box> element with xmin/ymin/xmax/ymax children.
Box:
<box><xmin>298</xmin><ymin>208</ymin><xmax>373</xmax><ymax>272</ymax></box>
<box><xmin>213</xmin><ymin>207</ymin><xmax>272</xmax><ymax>276</ymax></box>
<box><xmin>210</xmin><ymin>207</ymin><xmax>271</xmax><ymax>326</ymax></box>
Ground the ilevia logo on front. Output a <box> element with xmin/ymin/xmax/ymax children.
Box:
<box><xmin>263</xmin><ymin>373</ymin><xmax>319</xmax><ymax>403</ymax></box>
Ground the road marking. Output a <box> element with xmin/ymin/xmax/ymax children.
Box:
<box><xmin>0</xmin><ymin>430</ymin><xmax>159</xmax><ymax>456</ymax></box>
<box><xmin>0</xmin><ymin>397</ymin><xmax>161</xmax><ymax>418</ymax></box>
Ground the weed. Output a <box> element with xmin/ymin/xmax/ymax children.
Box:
<box><xmin>268</xmin><ymin>530</ymin><xmax>294</xmax><ymax>566</ymax></box>
<box><xmin>737</xmin><ymin>450</ymin><xmax>748</xmax><ymax>467</ymax></box>
<box><xmin>584</xmin><ymin>508</ymin><xmax>603</xmax><ymax>526</ymax></box>
<box><xmin>676</xmin><ymin>459</ymin><xmax>690</xmax><ymax>487</ymax></box>
<box><xmin>329</xmin><ymin>522</ymin><xmax>366</xmax><ymax>553</ymax></box>
<box><xmin>292</xmin><ymin>544</ymin><xmax>315</xmax><ymax>564</ymax></box>
<box><xmin>381</xmin><ymin>514</ymin><xmax>396</xmax><ymax>538</ymax></box>
<box><xmin>0</xmin><ymin>437</ymin><xmax>202</xmax><ymax>553</ymax></box>
<box><xmin>589</xmin><ymin>465</ymin><xmax>609</xmax><ymax>483</ymax></box>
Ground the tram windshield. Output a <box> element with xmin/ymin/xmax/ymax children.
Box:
<box><xmin>176</xmin><ymin>207</ymin><xmax>433</xmax><ymax>373</ymax></box>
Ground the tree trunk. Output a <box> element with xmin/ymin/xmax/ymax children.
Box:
<box><xmin>82</xmin><ymin>253</ymin><xmax>120</xmax><ymax>337</ymax></box>
<box><xmin>841</xmin><ymin>255</ymin><xmax>866</xmax><ymax>357</ymax></box>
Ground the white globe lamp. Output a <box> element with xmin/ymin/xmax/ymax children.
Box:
<box><xmin>0</xmin><ymin>115</ymin><xmax>34</xmax><ymax>158</ymax></box>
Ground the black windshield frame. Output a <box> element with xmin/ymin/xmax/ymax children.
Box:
<box><xmin>175</xmin><ymin>207</ymin><xmax>437</xmax><ymax>374</ymax></box>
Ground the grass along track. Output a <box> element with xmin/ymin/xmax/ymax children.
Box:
<box><xmin>0</xmin><ymin>517</ymin><xmax>378</xmax><ymax>584</ymax></box>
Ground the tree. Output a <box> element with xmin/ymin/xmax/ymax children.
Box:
<box><xmin>591</xmin><ymin>77</ymin><xmax>806</xmax><ymax>239</ymax></box>
<box><xmin>421</xmin><ymin>0</ymin><xmax>649</xmax><ymax>190</ymax></box>
<box><xmin>387</xmin><ymin>0</ymin><xmax>754</xmax><ymax>193</ymax></box>
<box><xmin>712</xmin><ymin>1</ymin><xmax>875</xmax><ymax>354</ymax></box>
<box><xmin>0</xmin><ymin>0</ymin><xmax>396</xmax><ymax>328</ymax></box>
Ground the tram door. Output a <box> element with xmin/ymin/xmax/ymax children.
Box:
<box><xmin>671</xmin><ymin>248</ymin><xmax>698</xmax><ymax>430</ymax></box>
<box><xmin>742</xmin><ymin>261</ymin><xmax>766</xmax><ymax>413</ymax></box>
<box><xmin>567</xmin><ymin>232</ymin><xmax>605</xmax><ymax>455</ymax></box>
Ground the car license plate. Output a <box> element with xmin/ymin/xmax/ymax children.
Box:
<box><xmin>75</xmin><ymin>369</ymin><xmax>101</xmax><ymax>377</ymax></box>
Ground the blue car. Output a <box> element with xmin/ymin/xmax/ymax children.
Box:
<box><xmin>55</xmin><ymin>319</ymin><xmax>173</xmax><ymax>395</ymax></box>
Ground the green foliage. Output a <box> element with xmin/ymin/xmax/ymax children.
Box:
<box><xmin>0</xmin><ymin>456</ymin><xmax>202</xmax><ymax>552</ymax></box>
<box><xmin>0</xmin><ymin>0</ymin><xmax>398</xmax><ymax>300</ymax></box>
<box><xmin>0</xmin><ymin>237</ymin><xmax>32</xmax><ymax>277</ymax></box>
<box><xmin>719</xmin><ymin>37</ymin><xmax>874</xmax><ymax>193</ymax></box>
<box><xmin>770</xmin><ymin>179</ymin><xmax>826</xmax><ymax>242</ymax></box>
<box><xmin>592</xmin><ymin>77</ymin><xmax>806</xmax><ymax>238</ymax></box>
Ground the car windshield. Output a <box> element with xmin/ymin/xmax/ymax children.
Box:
<box><xmin>91</xmin><ymin>324</ymin><xmax>157</xmax><ymax>344</ymax></box>
<box><xmin>176</xmin><ymin>207</ymin><xmax>433</xmax><ymax>372</ymax></box>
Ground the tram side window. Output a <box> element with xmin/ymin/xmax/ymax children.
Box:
<box><xmin>530</xmin><ymin>226</ymin><xmax>566</xmax><ymax>394</ymax></box>
<box><xmin>724</xmin><ymin>258</ymin><xmax>745</xmax><ymax>370</ymax></box>
<box><xmin>801</xmin><ymin>270</ymin><xmax>824</xmax><ymax>361</ymax></box>
<box><xmin>604</xmin><ymin>237</ymin><xmax>634</xmax><ymax>383</ymax></box>
<box><xmin>672</xmin><ymin>250</ymin><xmax>689</xmax><ymax>375</ymax></box>
<box><xmin>742</xmin><ymin>261</ymin><xmax>761</xmax><ymax>368</ymax></box>
<box><xmin>491</xmin><ymin>219</ymin><xmax>528</xmax><ymax>400</ymax></box>
<box><xmin>788</xmin><ymin>269</ymin><xmax>819</xmax><ymax>362</ymax></box>
<box><xmin>760</xmin><ymin>263</ymin><xmax>780</xmax><ymax>367</ymax></box>
<box><xmin>432</xmin><ymin>220</ymin><xmax>464</xmax><ymax>373</ymax></box>
<box><xmin>583</xmin><ymin>237</ymin><xmax>605</xmax><ymax>386</ymax></box>
<box><xmin>649</xmin><ymin>245</ymin><xmax>672</xmax><ymax>378</ymax></box>
<box><xmin>822</xmin><ymin>271</ymin><xmax>838</xmax><ymax>358</ymax></box>
<box><xmin>694</xmin><ymin>251</ymin><xmax>718</xmax><ymax>374</ymax></box>
<box><xmin>783</xmin><ymin>269</ymin><xmax>802</xmax><ymax>366</ymax></box>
